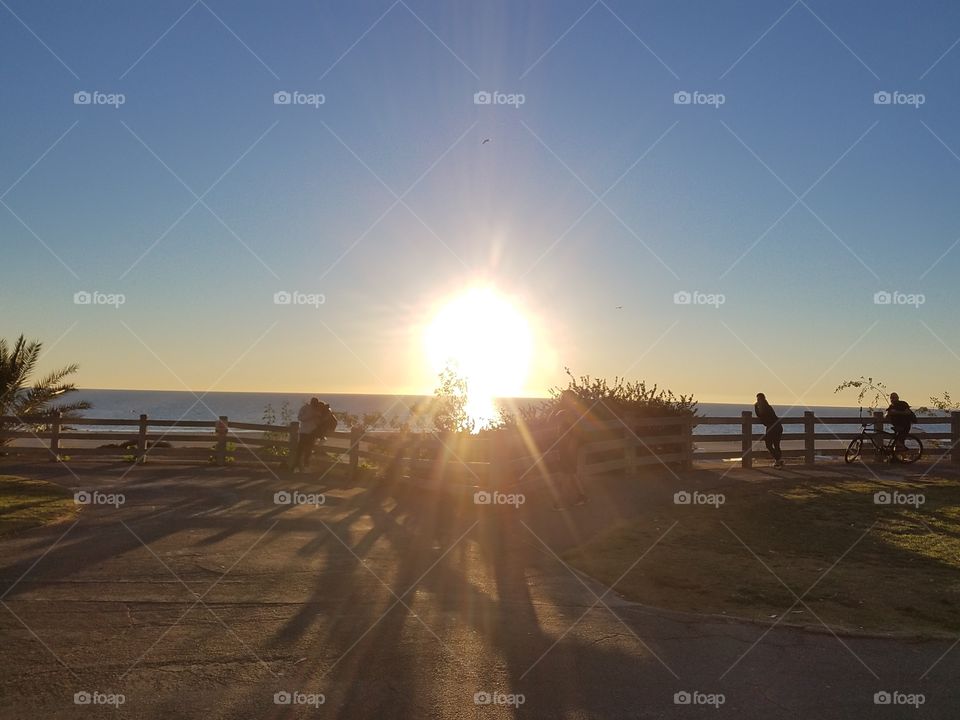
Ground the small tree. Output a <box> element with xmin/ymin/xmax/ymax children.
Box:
<box><xmin>361</xmin><ymin>412</ymin><xmax>386</xmax><ymax>430</ymax></box>
<box><xmin>431</xmin><ymin>364</ymin><xmax>474</xmax><ymax>434</ymax></box>
<box><xmin>834</xmin><ymin>376</ymin><xmax>956</xmax><ymax>415</ymax></box>
<box><xmin>261</xmin><ymin>401</ymin><xmax>294</xmax><ymax>457</ymax></box>
<box><xmin>0</xmin><ymin>335</ymin><xmax>90</xmax><ymax>445</ymax></box>
<box><xmin>922</xmin><ymin>391</ymin><xmax>957</xmax><ymax>413</ymax></box>
<box><xmin>834</xmin><ymin>376</ymin><xmax>890</xmax><ymax>413</ymax></box>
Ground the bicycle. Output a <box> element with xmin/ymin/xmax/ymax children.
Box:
<box><xmin>844</xmin><ymin>423</ymin><xmax>922</xmax><ymax>464</ymax></box>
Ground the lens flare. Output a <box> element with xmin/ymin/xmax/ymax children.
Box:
<box><xmin>424</xmin><ymin>287</ymin><xmax>532</xmax><ymax>428</ymax></box>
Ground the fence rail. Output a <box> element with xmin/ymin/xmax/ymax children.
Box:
<box><xmin>692</xmin><ymin>411</ymin><xmax>960</xmax><ymax>468</ymax></box>
<box><xmin>2</xmin><ymin>411</ymin><xmax>958</xmax><ymax>483</ymax></box>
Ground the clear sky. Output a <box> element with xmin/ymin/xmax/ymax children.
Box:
<box><xmin>2</xmin><ymin>0</ymin><xmax>959</xmax><ymax>405</ymax></box>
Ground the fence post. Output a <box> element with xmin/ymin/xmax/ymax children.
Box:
<box><xmin>952</xmin><ymin>411</ymin><xmax>960</xmax><ymax>465</ymax></box>
<box><xmin>287</xmin><ymin>421</ymin><xmax>299</xmax><ymax>469</ymax></box>
<box><xmin>681</xmin><ymin>416</ymin><xmax>694</xmax><ymax>470</ymax></box>
<box><xmin>350</xmin><ymin>426</ymin><xmax>362</xmax><ymax>479</ymax></box>
<box><xmin>136</xmin><ymin>414</ymin><xmax>148</xmax><ymax>463</ymax></box>
<box><xmin>804</xmin><ymin>411</ymin><xmax>815</xmax><ymax>465</ymax></box>
<box><xmin>873</xmin><ymin>410</ymin><xmax>884</xmax><ymax>435</ymax></box>
<box><xmin>741</xmin><ymin>411</ymin><xmax>753</xmax><ymax>469</ymax></box>
<box><xmin>49</xmin><ymin>411</ymin><xmax>61</xmax><ymax>461</ymax></box>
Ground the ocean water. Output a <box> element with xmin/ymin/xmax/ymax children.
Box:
<box><xmin>68</xmin><ymin>390</ymin><xmax>952</xmax><ymax>437</ymax></box>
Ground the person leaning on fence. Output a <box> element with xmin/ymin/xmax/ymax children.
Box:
<box><xmin>549</xmin><ymin>391</ymin><xmax>588</xmax><ymax>510</ymax></box>
<box><xmin>291</xmin><ymin>397</ymin><xmax>323</xmax><ymax>472</ymax></box>
<box><xmin>316</xmin><ymin>402</ymin><xmax>337</xmax><ymax>443</ymax></box>
<box><xmin>754</xmin><ymin>393</ymin><xmax>784</xmax><ymax>468</ymax></box>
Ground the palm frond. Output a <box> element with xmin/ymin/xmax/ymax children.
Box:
<box><xmin>0</xmin><ymin>335</ymin><xmax>90</xmax><ymax>437</ymax></box>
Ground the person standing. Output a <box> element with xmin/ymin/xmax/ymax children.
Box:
<box><xmin>550</xmin><ymin>391</ymin><xmax>588</xmax><ymax>510</ymax></box>
<box><xmin>754</xmin><ymin>393</ymin><xmax>784</xmax><ymax>468</ymax></box>
<box><xmin>291</xmin><ymin>397</ymin><xmax>322</xmax><ymax>471</ymax></box>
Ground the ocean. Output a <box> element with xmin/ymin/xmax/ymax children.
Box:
<box><xmin>67</xmin><ymin>390</ymin><xmax>953</xmax><ymax>437</ymax></box>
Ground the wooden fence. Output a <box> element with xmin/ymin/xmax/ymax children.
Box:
<box><xmin>695</xmin><ymin>411</ymin><xmax>960</xmax><ymax>468</ymax></box>
<box><xmin>0</xmin><ymin>413</ymin><xmax>693</xmax><ymax>487</ymax></box>
<box><xmin>0</xmin><ymin>414</ymin><xmax>302</xmax><ymax>465</ymax></box>
<box><xmin>2</xmin><ymin>411</ymin><xmax>958</xmax><ymax>482</ymax></box>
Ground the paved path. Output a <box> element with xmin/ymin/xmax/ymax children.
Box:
<box><xmin>0</xmin><ymin>460</ymin><xmax>957</xmax><ymax>719</ymax></box>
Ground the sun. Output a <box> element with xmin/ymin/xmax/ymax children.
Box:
<box><xmin>424</xmin><ymin>287</ymin><xmax>533</xmax><ymax>428</ymax></box>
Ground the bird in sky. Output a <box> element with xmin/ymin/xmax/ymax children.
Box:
<box><xmin>481</xmin><ymin>138</ymin><xmax>490</xmax><ymax>144</ymax></box>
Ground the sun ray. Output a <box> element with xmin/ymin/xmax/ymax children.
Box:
<box><xmin>424</xmin><ymin>287</ymin><xmax>532</xmax><ymax>430</ymax></box>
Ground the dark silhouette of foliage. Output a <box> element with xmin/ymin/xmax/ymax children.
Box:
<box><xmin>0</xmin><ymin>335</ymin><xmax>90</xmax><ymax>445</ymax></box>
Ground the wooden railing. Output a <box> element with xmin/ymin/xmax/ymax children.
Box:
<box><xmin>694</xmin><ymin>411</ymin><xmax>960</xmax><ymax>468</ymax></box>
<box><xmin>0</xmin><ymin>414</ymin><xmax>307</xmax><ymax>465</ymax></box>
<box><xmin>0</xmin><ymin>414</ymin><xmax>509</xmax><ymax>481</ymax></box>
<box><xmin>576</xmin><ymin>416</ymin><xmax>694</xmax><ymax>479</ymax></box>
<box><xmin>0</xmin><ymin>413</ymin><xmax>695</xmax><ymax>486</ymax></box>
<box><xmin>3</xmin><ymin>411</ymin><xmax>958</xmax><ymax>479</ymax></box>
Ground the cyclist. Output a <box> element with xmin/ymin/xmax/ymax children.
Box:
<box><xmin>885</xmin><ymin>392</ymin><xmax>916</xmax><ymax>461</ymax></box>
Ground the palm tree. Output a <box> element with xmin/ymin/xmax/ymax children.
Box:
<box><xmin>0</xmin><ymin>335</ymin><xmax>91</xmax><ymax>445</ymax></box>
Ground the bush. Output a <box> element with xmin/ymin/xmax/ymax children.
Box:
<box><xmin>497</xmin><ymin>368</ymin><xmax>697</xmax><ymax>434</ymax></box>
<box><xmin>261</xmin><ymin>401</ymin><xmax>294</xmax><ymax>457</ymax></box>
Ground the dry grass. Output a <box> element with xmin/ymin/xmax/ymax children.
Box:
<box><xmin>0</xmin><ymin>475</ymin><xmax>77</xmax><ymax>537</ymax></box>
<box><xmin>564</xmin><ymin>474</ymin><xmax>960</xmax><ymax>636</ymax></box>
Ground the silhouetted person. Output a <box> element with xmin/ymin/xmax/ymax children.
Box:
<box><xmin>885</xmin><ymin>392</ymin><xmax>915</xmax><ymax>460</ymax></box>
<box><xmin>550</xmin><ymin>390</ymin><xmax>588</xmax><ymax>509</ymax></box>
<box><xmin>292</xmin><ymin>397</ymin><xmax>322</xmax><ymax>471</ymax></box>
<box><xmin>754</xmin><ymin>393</ymin><xmax>783</xmax><ymax>468</ymax></box>
<box><xmin>316</xmin><ymin>402</ymin><xmax>336</xmax><ymax>442</ymax></box>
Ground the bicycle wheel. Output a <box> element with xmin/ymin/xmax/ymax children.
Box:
<box><xmin>845</xmin><ymin>437</ymin><xmax>863</xmax><ymax>464</ymax></box>
<box><xmin>895</xmin><ymin>435</ymin><xmax>923</xmax><ymax>464</ymax></box>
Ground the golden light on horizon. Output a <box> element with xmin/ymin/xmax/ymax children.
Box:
<box><xmin>424</xmin><ymin>287</ymin><xmax>533</xmax><ymax>428</ymax></box>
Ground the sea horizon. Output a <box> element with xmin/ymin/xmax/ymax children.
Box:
<box><xmin>66</xmin><ymin>389</ymin><xmax>949</xmax><ymax>437</ymax></box>
<box><xmin>76</xmin><ymin>386</ymin><xmax>876</xmax><ymax>410</ymax></box>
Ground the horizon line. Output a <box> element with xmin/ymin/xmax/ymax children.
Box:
<box><xmin>73</xmin><ymin>387</ymin><xmax>874</xmax><ymax>409</ymax></box>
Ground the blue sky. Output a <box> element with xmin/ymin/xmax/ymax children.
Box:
<box><xmin>2</xmin><ymin>0</ymin><xmax>960</xmax><ymax>404</ymax></box>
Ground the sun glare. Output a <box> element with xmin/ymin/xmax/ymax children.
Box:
<box><xmin>424</xmin><ymin>287</ymin><xmax>533</xmax><ymax>428</ymax></box>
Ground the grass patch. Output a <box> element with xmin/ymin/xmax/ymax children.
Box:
<box><xmin>0</xmin><ymin>475</ymin><xmax>77</xmax><ymax>537</ymax></box>
<box><xmin>564</xmin><ymin>475</ymin><xmax>960</xmax><ymax>636</ymax></box>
